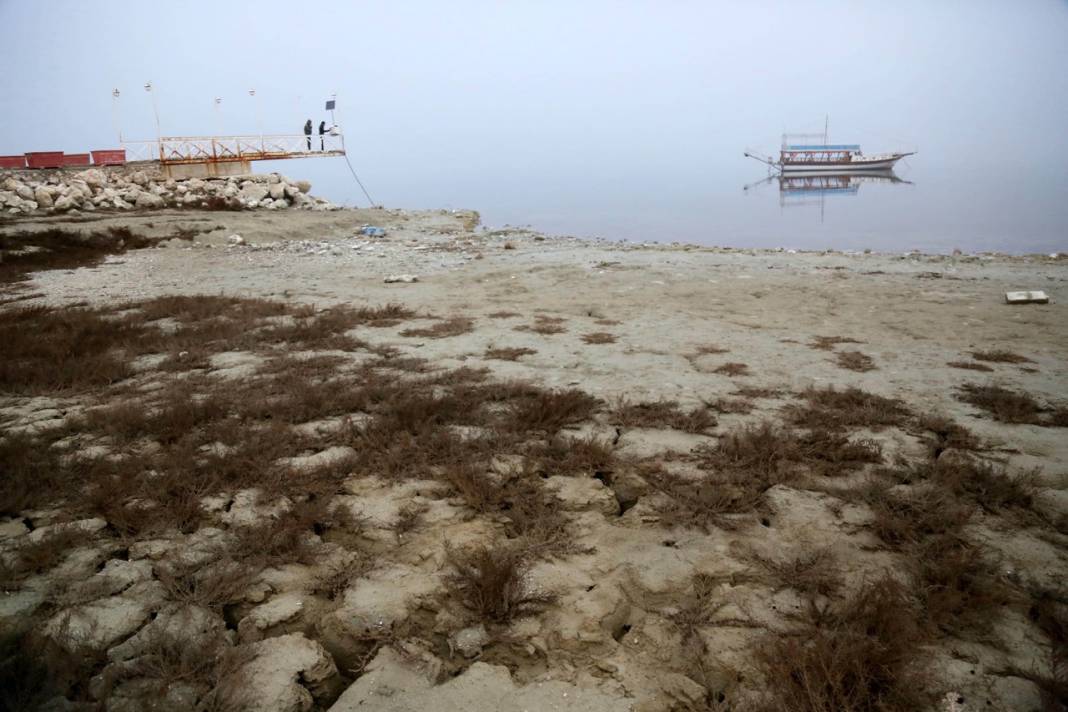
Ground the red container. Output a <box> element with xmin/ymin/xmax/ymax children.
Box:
<box><xmin>25</xmin><ymin>151</ymin><xmax>65</xmax><ymax>169</ymax></box>
<box><xmin>0</xmin><ymin>155</ymin><xmax>26</xmax><ymax>169</ymax></box>
<box><xmin>63</xmin><ymin>153</ymin><xmax>91</xmax><ymax>166</ymax></box>
<box><xmin>91</xmin><ymin>149</ymin><xmax>126</xmax><ymax>166</ymax></box>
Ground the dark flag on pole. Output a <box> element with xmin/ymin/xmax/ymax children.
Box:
<box><xmin>325</xmin><ymin>100</ymin><xmax>336</xmax><ymax>111</ymax></box>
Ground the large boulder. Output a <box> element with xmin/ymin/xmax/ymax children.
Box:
<box><xmin>14</xmin><ymin>183</ymin><xmax>34</xmax><ymax>201</ymax></box>
<box><xmin>268</xmin><ymin>183</ymin><xmax>285</xmax><ymax>200</ymax></box>
<box><xmin>239</xmin><ymin>184</ymin><xmax>270</xmax><ymax>203</ymax></box>
<box><xmin>79</xmin><ymin>168</ymin><xmax>108</xmax><ymax>189</ymax></box>
<box><xmin>1</xmin><ymin>177</ymin><xmax>19</xmax><ymax>192</ymax></box>
<box><xmin>68</xmin><ymin>180</ymin><xmax>92</xmax><ymax>200</ymax></box>
<box><xmin>135</xmin><ymin>192</ymin><xmax>165</xmax><ymax>210</ymax></box>
<box><xmin>34</xmin><ymin>188</ymin><xmax>53</xmax><ymax>209</ymax></box>
<box><xmin>129</xmin><ymin>170</ymin><xmax>149</xmax><ymax>186</ymax></box>
<box><xmin>294</xmin><ymin>180</ymin><xmax>311</xmax><ymax>193</ymax></box>
<box><xmin>53</xmin><ymin>194</ymin><xmax>79</xmax><ymax>211</ymax></box>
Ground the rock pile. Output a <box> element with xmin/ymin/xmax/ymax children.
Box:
<box><xmin>0</xmin><ymin>167</ymin><xmax>336</xmax><ymax>215</ymax></box>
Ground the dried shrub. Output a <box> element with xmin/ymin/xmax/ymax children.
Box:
<box><xmin>0</xmin><ymin>304</ymin><xmax>137</xmax><ymax>393</ymax></box>
<box><xmin>505</xmin><ymin>389</ymin><xmax>600</xmax><ymax>433</ymax></box>
<box><xmin>487</xmin><ymin>311</ymin><xmax>521</xmax><ymax>319</ymax></box>
<box><xmin>694</xmin><ymin>344</ymin><xmax>729</xmax><ymax>355</ymax></box>
<box><xmin>713</xmin><ymin>362</ymin><xmax>751</xmax><ymax>377</ymax></box>
<box><xmin>581</xmin><ymin>332</ymin><xmax>617</xmax><ymax>345</ymax></box>
<box><xmin>970</xmin><ymin>350</ymin><xmax>1034</xmax><ymax>364</ymax></box>
<box><xmin>0</xmin><ymin>630</ymin><xmax>104</xmax><ymax>709</ymax></box>
<box><xmin>809</xmin><ymin>335</ymin><xmax>863</xmax><ymax>351</ymax></box>
<box><xmin>526</xmin><ymin>435</ymin><xmax>615</xmax><ymax>477</ymax></box>
<box><xmin>795</xmin><ymin>428</ymin><xmax>883</xmax><ymax>478</ymax></box>
<box><xmin>445</xmin><ymin>544</ymin><xmax>555</xmax><ymax>623</ymax></box>
<box><xmin>911</xmin><ymin>534</ymin><xmax>1009</xmax><ymax>635</ymax></box>
<box><xmin>834</xmin><ymin>351</ymin><xmax>876</xmax><ymax>372</ymax></box>
<box><xmin>0</xmin><ymin>431</ymin><xmax>69</xmax><ymax>516</ymax></box>
<box><xmin>484</xmin><ymin>347</ymin><xmax>537</xmax><ymax>361</ymax></box>
<box><xmin>863</xmin><ymin>482</ymin><xmax>973</xmax><ymax>549</ymax></box>
<box><xmin>1009</xmin><ymin>588</ymin><xmax>1068</xmax><ymax>709</ymax></box>
<box><xmin>610</xmin><ymin>399</ymin><xmax>717</xmax><ymax>433</ymax></box>
<box><xmin>947</xmin><ymin>360</ymin><xmax>994</xmax><ymax>372</ymax></box>
<box><xmin>733</xmin><ymin>387</ymin><xmax>784</xmax><ymax>399</ymax></box>
<box><xmin>0</xmin><ymin>227</ymin><xmax>163</xmax><ymax>283</ymax></box>
<box><xmin>348</xmin><ymin>303</ymin><xmax>417</xmax><ymax>327</ymax></box>
<box><xmin>753</xmin><ymin>578</ymin><xmax>929</xmax><ymax>712</ymax></box>
<box><xmin>400</xmin><ymin>316</ymin><xmax>475</xmax><ymax>339</ymax></box>
<box><xmin>751</xmin><ymin>548</ymin><xmax>842</xmax><ymax>597</ymax></box>
<box><xmin>8</xmin><ymin>528</ymin><xmax>85</xmax><ymax>579</ymax></box>
<box><xmin>157</xmin><ymin>558</ymin><xmax>259</xmax><ymax>612</ymax></box>
<box><xmin>706</xmin><ymin>397</ymin><xmax>755</xmax><ymax>415</ymax></box>
<box><xmin>914</xmin><ymin>415</ymin><xmax>982</xmax><ymax>456</ymax></box>
<box><xmin>786</xmin><ymin>386</ymin><xmax>910</xmax><ymax>431</ymax></box>
<box><xmin>925</xmin><ymin>457</ymin><xmax>1037</xmax><ymax>515</ymax></box>
<box><xmin>956</xmin><ymin>383</ymin><xmax>1044</xmax><ymax>424</ymax></box>
<box><xmin>648</xmin><ymin>468</ymin><xmax>765</xmax><ymax>532</ymax></box>
<box><xmin>515</xmin><ymin>315</ymin><xmax>567</xmax><ymax>335</ymax></box>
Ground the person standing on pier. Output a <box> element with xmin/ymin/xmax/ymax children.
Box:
<box><xmin>318</xmin><ymin>120</ymin><xmax>327</xmax><ymax>150</ymax></box>
<box><xmin>304</xmin><ymin>119</ymin><xmax>312</xmax><ymax>150</ymax></box>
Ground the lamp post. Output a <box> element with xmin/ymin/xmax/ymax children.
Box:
<box><xmin>111</xmin><ymin>88</ymin><xmax>122</xmax><ymax>144</ymax></box>
<box><xmin>213</xmin><ymin>97</ymin><xmax>223</xmax><ymax>136</ymax></box>
<box><xmin>144</xmin><ymin>81</ymin><xmax>161</xmax><ymax>159</ymax></box>
<box><xmin>249</xmin><ymin>89</ymin><xmax>263</xmax><ymax>149</ymax></box>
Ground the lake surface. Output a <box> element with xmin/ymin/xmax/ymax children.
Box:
<box><xmin>276</xmin><ymin>143</ymin><xmax>1068</xmax><ymax>255</ymax></box>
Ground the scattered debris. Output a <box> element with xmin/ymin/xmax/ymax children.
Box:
<box><xmin>1005</xmin><ymin>290</ymin><xmax>1049</xmax><ymax>304</ymax></box>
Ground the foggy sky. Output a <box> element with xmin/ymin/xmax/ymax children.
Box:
<box><xmin>1</xmin><ymin>1</ymin><xmax>1066</xmax><ymax>250</ymax></box>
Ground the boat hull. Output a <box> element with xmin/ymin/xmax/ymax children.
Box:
<box><xmin>781</xmin><ymin>154</ymin><xmax>911</xmax><ymax>172</ymax></box>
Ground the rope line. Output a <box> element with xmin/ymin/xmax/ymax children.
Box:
<box><xmin>342</xmin><ymin>153</ymin><xmax>377</xmax><ymax>207</ymax></box>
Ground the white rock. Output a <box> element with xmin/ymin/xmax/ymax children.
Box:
<box><xmin>129</xmin><ymin>170</ymin><xmax>149</xmax><ymax>186</ymax></box>
<box><xmin>239</xmin><ymin>185</ymin><xmax>270</xmax><ymax>203</ymax></box>
<box><xmin>227</xmin><ymin>234</ymin><xmax>246</xmax><ymax>246</ymax></box>
<box><xmin>295</xmin><ymin>180</ymin><xmax>312</xmax><ymax>193</ymax></box>
<box><xmin>450</xmin><ymin>625</ymin><xmax>489</xmax><ymax>658</ymax></box>
<box><xmin>269</xmin><ymin>183</ymin><xmax>285</xmax><ymax>200</ymax></box>
<box><xmin>79</xmin><ymin>168</ymin><xmax>108</xmax><ymax>188</ymax></box>
<box><xmin>69</xmin><ymin>180</ymin><xmax>92</xmax><ymax>199</ymax></box>
<box><xmin>384</xmin><ymin>274</ymin><xmax>419</xmax><ymax>283</ymax></box>
<box><xmin>45</xmin><ymin>192</ymin><xmax>73</xmax><ymax>210</ymax></box>
<box><xmin>14</xmin><ymin>184</ymin><xmax>34</xmax><ymax>201</ymax></box>
<box><xmin>134</xmin><ymin>192</ymin><xmax>164</xmax><ymax>210</ymax></box>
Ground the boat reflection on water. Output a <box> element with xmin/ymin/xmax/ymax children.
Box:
<box><xmin>744</xmin><ymin>169</ymin><xmax>912</xmax><ymax>222</ymax></box>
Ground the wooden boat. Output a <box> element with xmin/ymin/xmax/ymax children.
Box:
<box><xmin>745</xmin><ymin>121</ymin><xmax>915</xmax><ymax>173</ymax></box>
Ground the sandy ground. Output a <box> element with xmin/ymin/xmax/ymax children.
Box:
<box><xmin>2</xmin><ymin>206</ymin><xmax>1067</xmax><ymax>710</ymax></box>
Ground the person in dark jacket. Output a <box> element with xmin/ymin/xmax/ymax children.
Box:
<box><xmin>318</xmin><ymin>121</ymin><xmax>327</xmax><ymax>150</ymax></box>
<box><xmin>304</xmin><ymin>119</ymin><xmax>312</xmax><ymax>150</ymax></box>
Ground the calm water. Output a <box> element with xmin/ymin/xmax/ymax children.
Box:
<box><xmin>274</xmin><ymin>141</ymin><xmax>1068</xmax><ymax>255</ymax></box>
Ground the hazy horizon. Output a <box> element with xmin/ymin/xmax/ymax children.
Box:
<box><xmin>1</xmin><ymin>1</ymin><xmax>1066</xmax><ymax>252</ymax></box>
